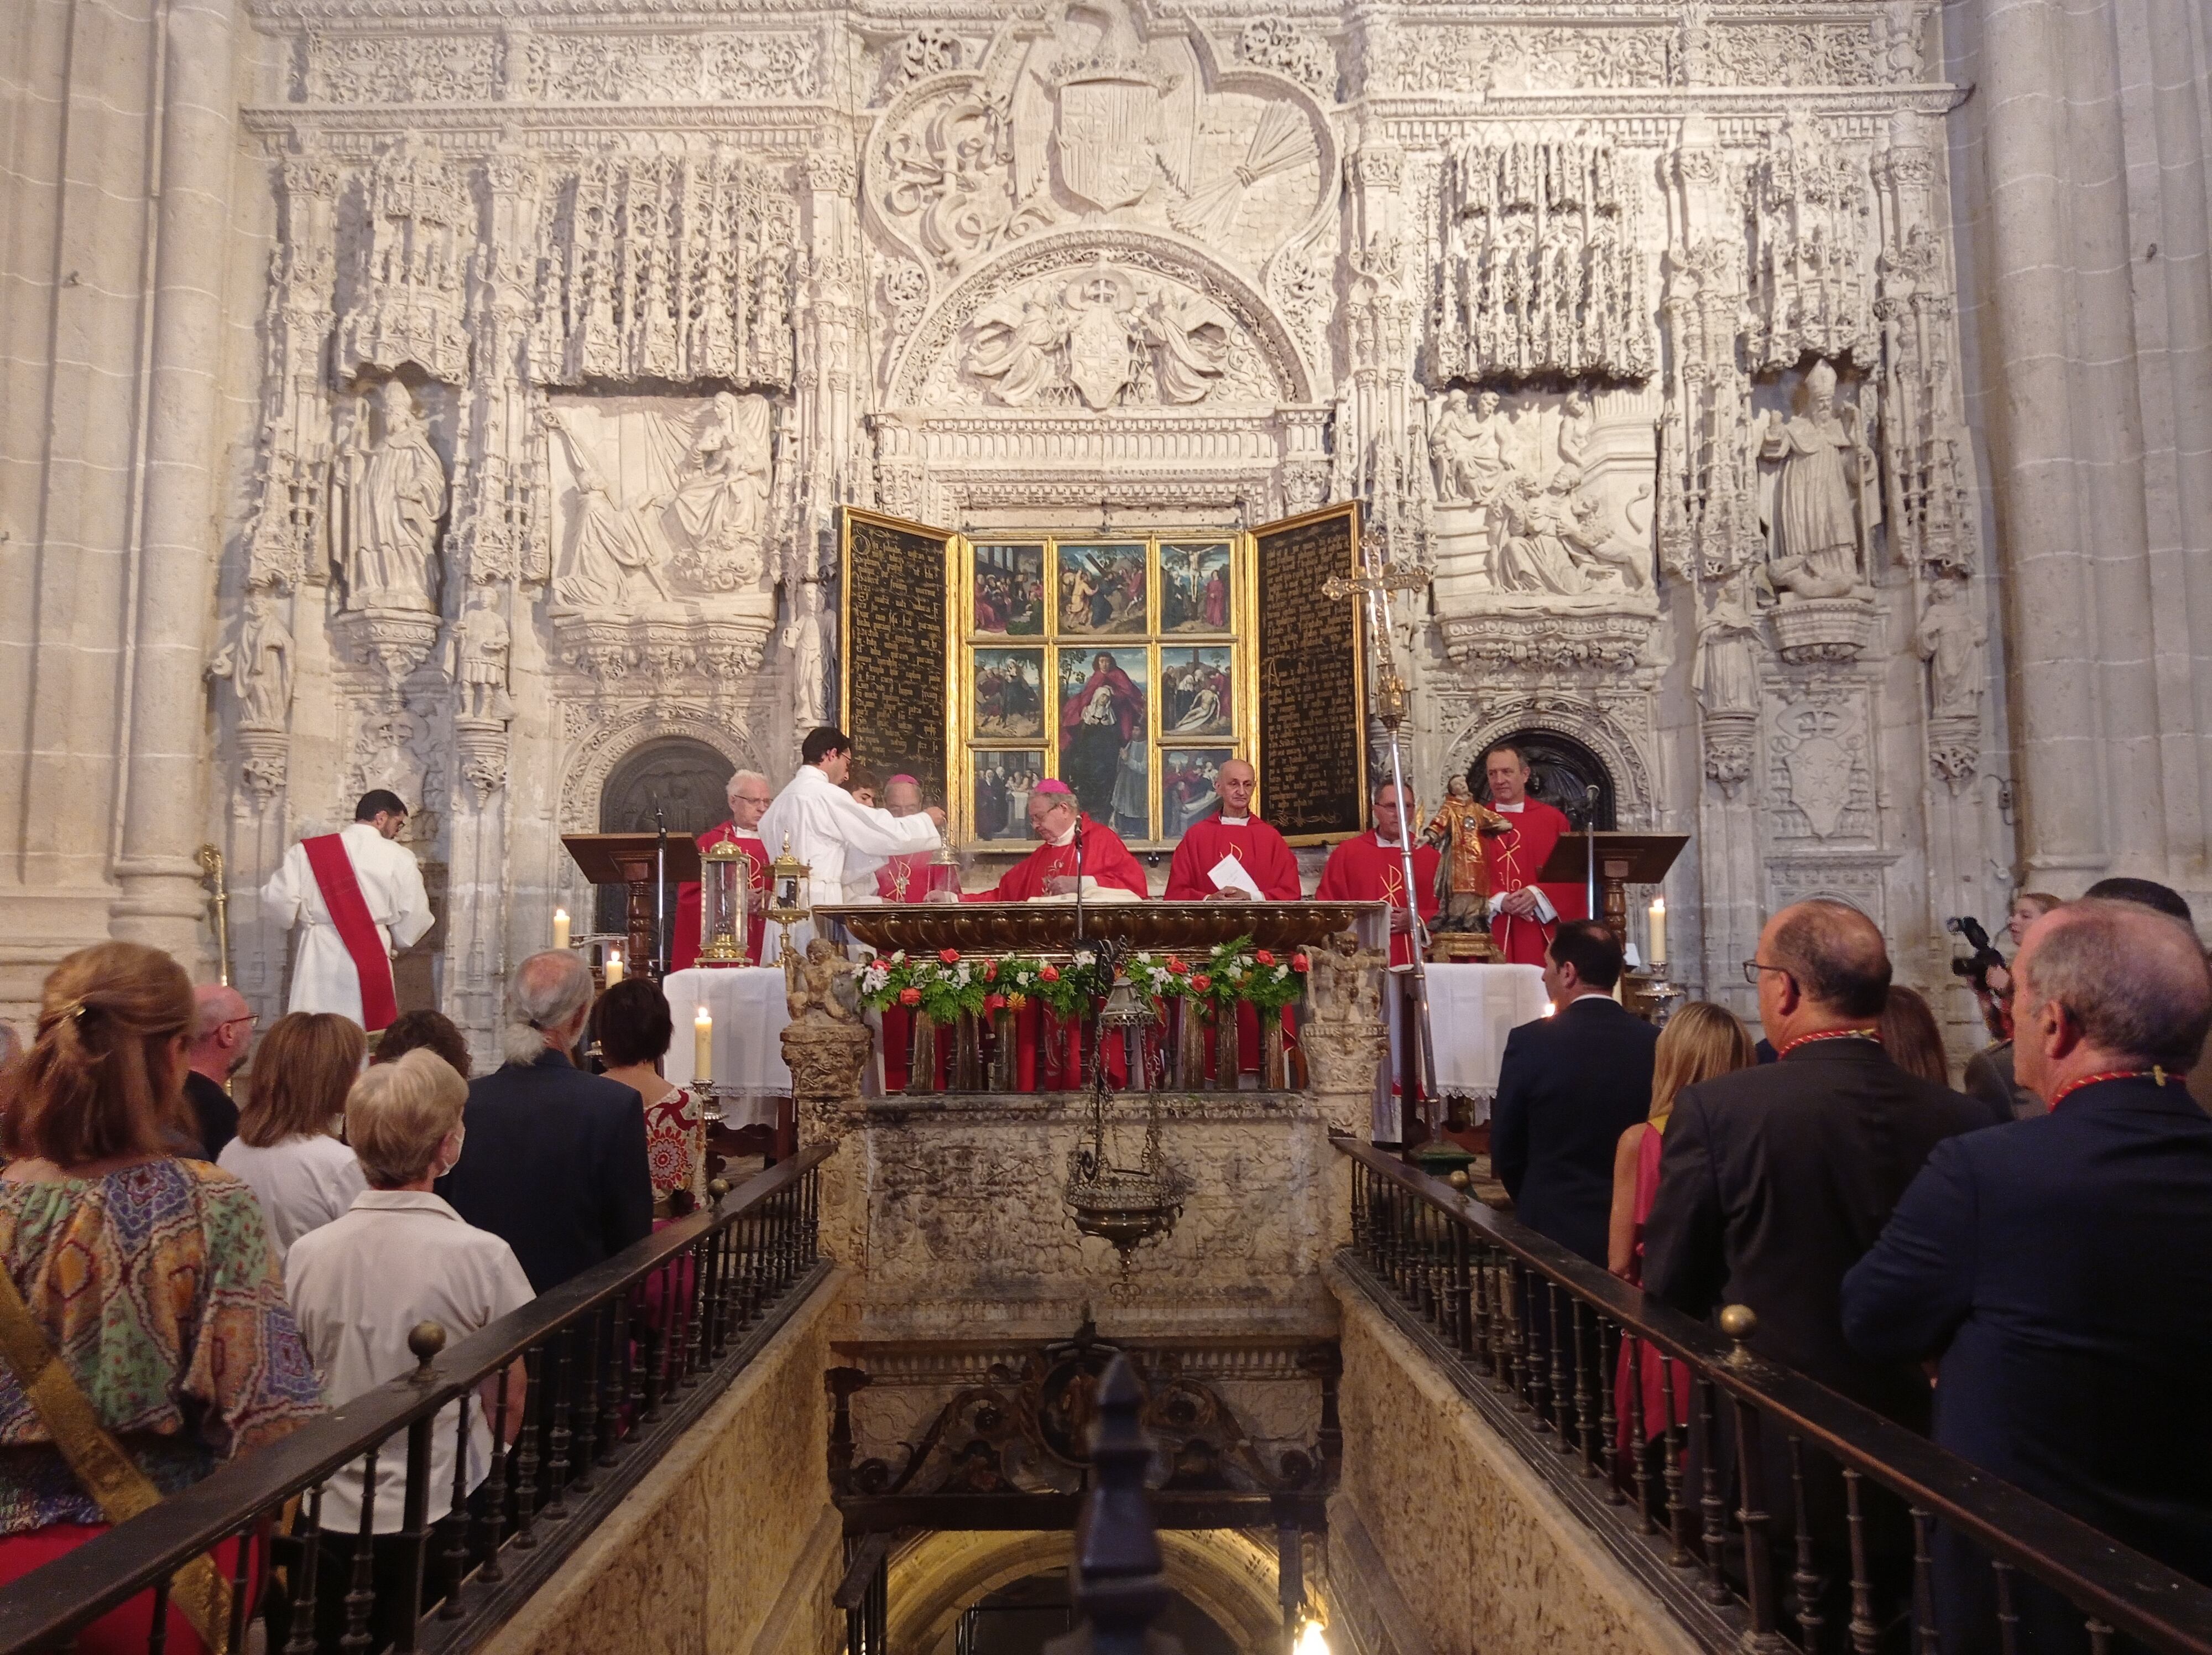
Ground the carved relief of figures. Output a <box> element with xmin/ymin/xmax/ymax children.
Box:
<box><xmin>668</xmin><ymin>393</ymin><xmax>772</xmax><ymax>591</ymax></box>
<box><xmin>1427</xmin><ymin>388</ymin><xmax>1511</xmax><ymax>508</ymax></box>
<box><xmin>785</xmin><ymin>579</ymin><xmax>833</xmax><ymax>728</ymax></box>
<box><xmin>961</xmin><ymin>266</ymin><xmax>1235</xmax><ymax>411</ymax></box>
<box><xmin>1759</xmin><ymin>360</ymin><xmax>1879</xmax><ymax>600</ymax></box>
<box><xmin>542</xmin><ymin>410</ymin><xmax>671</xmax><ymax>612</ymax></box>
<box><xmin>1914</xmin><ymin>577</ymin><xmax>1984</xmax><ymax>719</ymax></box>
<box><xmin>337</xmin><ymin>382</ymin><xmax>446</xmax><ymax>615</ymax></box>
<box><xmin>1494</xmin><ymin>469</ymin><xmax>1644</xmax><ymax>597</ymax></box>
<box><xmin>450</xmin><ymin>604</ymin><xmax>512</xmax><ymax>724</ymax></box>
<box><xmin>210</xmin><ymin>594</ymin><xmax>295</xmax><ymax>732</ymax></box>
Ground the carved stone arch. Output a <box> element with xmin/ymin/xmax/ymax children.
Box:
<box><xmin>558</xmin><ymin>703</ymin><xmax>764</xmax><ymax>838</ymax></box>
<box><xmin>886</xmin><ymin>230</ymin><xmax>1317</xmax><ymax>411</ymax></box>
<box><xmin>1441</xmin><ymin>700</ymin><xmax>1657</xmax><ymax>831</ymax></box>
<box><xmin>885</xmin><ymin>1527</ymin><xmax>1300</xmax><ymax>1655</ymax></box>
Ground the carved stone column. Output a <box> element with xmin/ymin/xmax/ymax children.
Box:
<box><xmin>782</xmin><ymin>993</ymin><xmax>874</xmax><ymax>1272</ymax></box>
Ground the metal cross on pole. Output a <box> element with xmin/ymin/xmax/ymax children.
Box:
<box><xmin>1324</xmin><ymin>533</ymin><xmax>1441</xmax><ymax>1111</ymax></box>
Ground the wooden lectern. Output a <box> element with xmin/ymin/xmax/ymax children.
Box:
<box><xmin>1537</xmin><ymin>831</ymin><xmax>1689</xmax><ymax>948</ymax></box>
<box><xmin>560</xmin><ymin>833</ymin><xmax>701</xmax><ymax>980</ymax></box>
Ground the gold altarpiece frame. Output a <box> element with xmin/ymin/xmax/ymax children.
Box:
<box><xmin>838</xmin><ymin>503</ymin><xmax>1366</xmax><ymax>853</ymax></box>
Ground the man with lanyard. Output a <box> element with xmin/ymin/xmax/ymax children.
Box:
<box><xmin>262</xmin><ymin>789</ymin><xmax>433</xmax><ymax>1032</ymax></box>
<box><xmin>1477</xmin><ymin>744</ymin><xmax>1585</xmax><ymax>966</ymax></box>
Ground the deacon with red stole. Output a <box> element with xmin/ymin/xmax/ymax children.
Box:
<box><xmin>671</xmin><ymin>769</ymin><xmax>774</xmax><ymax>970</ymax></box>
<box><xmin>1164</xmin><ymin>758</ymin><xmax>1301</xmax><ymax>1081</ymax></box>
<box><xmin>1477</xmin><ymin>743</ymin><xmax>1585</xmax><ymax>966</ymax></box>
<box><xmin>958</xmin><ymin>780</ymin><xmax>1147</xmax><ymax>1089</ymax></box>
<box><xmin>1315</xmin><ymin>782</ymin><xmax>1441</xmax><ymax>1142</ymax></box>
<box><xmin>260</xmin><ymin>789</ymin><xmax>433</xmax><ymax>1032</ymax></box>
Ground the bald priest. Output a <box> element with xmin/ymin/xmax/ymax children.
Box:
<box><xmin>1163</xmin><ymin>759</ymin><xmax>1300</xmax><ymax>903</ymax></box>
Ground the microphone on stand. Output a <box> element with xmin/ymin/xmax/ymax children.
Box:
<box><xmin>1582</xmin><ymin>783</ymin><xmax>1600</xmax><ymax>927</ymax></box>
<box><xmin>1072</xmin><ymin>814</ymin><xmax>1087</xmax><ymax>948</ymax></box>
<box><xmin>653</xmin><ymin>796</ymin><xmax>670</xmax><ymax>980</ymax></box>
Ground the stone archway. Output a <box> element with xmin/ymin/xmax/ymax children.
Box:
<box><xmin>590</xmin><ymin>736</ymin><xmax>735</xmax><ymax>933</ymax></box>
<box><xmin>885</xmin><ymin>1529</ymin><xmax>1297</xmax><ymax>1655</ymax></box>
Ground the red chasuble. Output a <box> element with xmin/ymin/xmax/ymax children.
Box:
<box><xmin>1163</xmin><ymin>816</ymin><xmax>1302</xmax><ymax>902</ymax></box>
<box><xmin>971</xmin><ymin>816</ymin><xmax>1149</xmax><ymax>902</ymax></box>
<box><xmin>671</xmin><ymin>826</ymin><xmax>770</xmax><ymax>971</ymax></box>
<box><xmin>1479</xmin><ymin>799</ymin><xmax>1585</xmax><ymax>967</ymax></box>
<box><xmin>875</xmin><ymin>851</ymin><xmax>937</xmax><ymax>903</ymax></box>
<box><xmin>875</xmin><ymin>849</ymin><xmax>937</xmax><ymax>1089</ymax></box>
<box><xmin>1314</xmin><ymin>834</ymin><xmax>1441</xmax><ymax>969</ymax></box>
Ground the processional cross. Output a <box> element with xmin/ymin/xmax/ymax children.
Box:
<box><xmin>1325</xmin><ymin>534</ymin><xmax>1441</xmax><ymax>1105</ymax></box>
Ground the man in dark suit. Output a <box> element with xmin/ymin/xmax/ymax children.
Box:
<box><xmin>1843</xmin><ymin>899</ymin><xmax>2212</xmax><ymax>1652</ymax></box>
<box><xmin>440</xmin><ymin>950</ymin><xmax>654</xmax><ymax>1294</ymax></box>
<box><xmin>1642</xmin><ymin>898</ymin><xmax>2000</xmax><ymax>1638</ymax></box>
<box><xmin>1490</xmin><ymin>919</ymin><xmax>1658</xmax><ymax>1266</ymax></box>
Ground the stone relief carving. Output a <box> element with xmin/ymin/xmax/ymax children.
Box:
<box><xmin>1235</xmin><ymin>19</ymin><xmax>1333</xmax><ymax>96</ymax></box>
<box><xmin>784</xmin><ymin>579</ymin><xmax>833</xmax><ymax>730</ymax></box>
<box><xmin>506</xmin><ymin>29</ymin><xmax>820</xmax><ymax>103</ymax></box>
<box><xmin>210</xmin><ymin>595</ymin><xmax>297</xmax><ymax>733</ymax></box>
<box><xmin>299</xmin><ymin>32</ymin><xmax>499</xmax><ymax>103</ymax></box>
<box><xmin>336</xmin><ymin>137</ymin><xmax>472</xmax><ymax>385</ymax></box>
<box><xmin>1749</xmin><ymin>115</ymin><xmax>1875</xmax><ymax>373</ymax></box>
<box><xmin>334</xmin><ymin>381</ymin><xmax>448</xmax><ymax>616</ymax></box>
<box><xmin>1757</xmin><ymin>359</ymin><xmax>1879</xmax><ymax>602</ymax></box>
<box><xmin>1767</xmin><ymin>692</ymin><xmax>1873</xmax><ymax>842</ymax></box>
<box><xmin>962</xmin><ymin>263</ymin><xmax>1235</xmax><ymax>410</ymax></box>
<box><xmin>1431</xmin><ymin>136</ymin><xmax>1653</xmax><ymax>384</ymax></box>
<box><xmin>448</xmin><ymin>602</ymin><xmax>512</xmax><ymax>724</ymax></box>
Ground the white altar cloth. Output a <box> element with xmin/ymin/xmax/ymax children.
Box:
<box><xmin>660</xmin><ymin>967</ymin><xmax>789</xmax><ymax>1129</ymax></box>
<box><xmin>1423</xmin><ymin>962</ymin><xmax>1550</xmax><ymax>1121</ymax></box>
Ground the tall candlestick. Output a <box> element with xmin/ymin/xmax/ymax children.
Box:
<box><xmin>1648</xmin><ymin>897</ymin><xmax>1667</xmax><ymax>967</ymax></box>
<box><xmin>693</xmin><ymin>1006</ymin><xmax>713</xmax><ymax>1085</ymax></box>
<box><xmin>604</xmin><ymin>949</ymin><xmax>624</xmax><ymax>987</ymax></box>
<box><xmin>553</xmin><ymin>908</ymin><xmax>571</xmax><ymax>951</ymax></box>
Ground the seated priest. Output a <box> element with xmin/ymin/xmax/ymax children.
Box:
<box><xmin>959</xmin><ymin>780</ymin><xmax>1148</xmax><ymax>903</ymax></box>
<box><xmin>672</xmin><ymin>769</ymin><xmax>774</xmax><ymax>970</ymax></box>
<box><xmin>1165</xmin><ymin>757</ymin><xmax>1301</xmax><ymax>1082</ymax></box>
<box><xmin>1315</xmin><ymin>782</ymin><xmax>1441</xmax><ymax>1144</ymax></box>
<box><xmin>1478</xmin><ymin>743</ymin><xmax>1587</xmax><ymax>966</ymax></box>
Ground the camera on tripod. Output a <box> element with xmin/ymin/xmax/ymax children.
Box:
<box><xmin>1946</xmin><ymin>915</ymin><xmax>2007</xmax><ymax>992</ymax></box>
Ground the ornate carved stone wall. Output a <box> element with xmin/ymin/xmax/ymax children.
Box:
<box><xmin>186</xmin><ymin>0</ymin><xmax>2013</xmax><ymax>1051</ymax></box>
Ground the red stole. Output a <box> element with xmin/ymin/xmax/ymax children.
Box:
<box><xmin>1163</xmin><ymin>816</ymin><xmax>1302</xmax><ymax>901</ymax></box>
<box><xmin>301</xmin><ymin>832</ymin><xmax>399</xmax><ymax>1031</ymax></box>
<box><xmin>1314</xmin><ymin>834</ymin><xmax>1441</xmax><ymax>968</ymax></box>
<box><xmin>1480</xmin><ymin>800</ymin><xmax>1585</xmax><ymax>967</ymax></box>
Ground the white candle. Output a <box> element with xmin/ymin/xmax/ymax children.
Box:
<box><xmin>1648</xmin><ymin>897</ymin><xmax>1667</xmax><ymax>968</ymax></box>
<box><xmin>604</xmin><ymin>949</ymin><xmax>624</xmax><ymax>986</ymax></box>
<box><xmin>553</xmin><ymin>908</ymin><xmax>571</xmax><ymax>951</ymax></box>
<box><xmin>693</xmin><ymin>1006</ymin><xmax>713</xmax><ymax>1085</ymax></box>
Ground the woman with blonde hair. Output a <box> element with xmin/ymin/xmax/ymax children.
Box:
<box><xmin>0</xmin><ymin>942</ymin><xmax>323</xmax><ymax>1652</ymax></box>
<box><xmin>217</xmin><ymin>1011</ymin><xmax>368</xmax><ymax>1252</ymax></box>
<box><xmin>1608</xmin><ymin>1002</ymin><xmax>1755</xmax><ymax>1451</ymax></box>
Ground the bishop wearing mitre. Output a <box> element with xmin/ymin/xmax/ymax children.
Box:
<box><xmin>1476</xmin><ymin>744</ymin><xmax>1585</xmax><ymax>966</ymax></box>
<box><xmin>1162</xmin><ymin>759</ymin><xmax>1301</xmax><ymax>903</ymax></box>
<box><xmin>672</xmin><ymin>769</ymin><xmax>774</xmax><ymax>970</ymax></box>
<box><xmin>261</xmin><ymin>790</ymin><xmax>434</xmax><ymax>1032</ymax></box>
<box><xmin>757</xmin><ymin>727</ymin><xmax>944</xmax><ymax>948</ymax></box>
<box><xmin>965</xmin><ymin>781</ymin><xmax>1148</xmax><ymax>902</ymax></box>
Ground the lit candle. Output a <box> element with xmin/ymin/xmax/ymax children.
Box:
<box><xmin>604</xmin><ymin>949</ymin><xmax>624</xmax><ymax>986</ymax></box>
<box><xmin>693</xmin><ymin>1006</ymin><xmax>713</xmax><ymax>1085</ymax></box>
<box><xmin>1648</xmin><ymin>897</ymin><xmax>1667</xmax><ymax>968</ymax></box>
<box><xmin>553</xmin><ymin>908</ymin><xmax>571</xmax><ymax>951</ymax></box>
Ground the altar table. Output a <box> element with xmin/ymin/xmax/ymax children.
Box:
<box><xmin>660</xmin><ymin>967</ymin><xmax>790</xmax><ymax>1129</ymax></box>
<box><xmin>1421</xmin><ymin>962</ymin><xmax>1551</xmax><ymax>1122</ymax></box>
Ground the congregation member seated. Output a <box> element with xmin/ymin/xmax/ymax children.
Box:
<box><xmin>1491</xmin><ymin>920</ymin><xmax>1660</xmax><ymax>1267</ymax></box>
<box><xmin>373</xmin><ymin>1007</ymin><xmax>472</xmax><ymax>1078</ymax></box>
<box><xmin>217</xmin><ymin>1011</ymin><xmax>368</xmax><ymax>1253</ymax></box>
<box><xmin>1874</xmin><ymin>983</ymin><xmax>1950</xmax><ymax>1087</ymax></box>
<box><xmin>183</xmin><ymin>982</ymin><xmax>255</xmax><ymax>1160</ymax></box>
<box><xmin>0</xmin><ymin>943</ymin><xmax>322</xmax><ymax>1653</ymax></box>
<box><xmin>286</xmin><ymin>1049</ymin><xmax>532</xmax><ymax>1655</ymax></box>
<box><xmin>589</xmin><ymin>979</ymin><xmax>706</xmax><ymax>1214</ymax></box>
<box><xmin>439</xmin><ymin>950</ymin><xmax>654</xmax><ymax>1294</ymax></box>
<box><xmin>1845</xmin><ymin>898</ymin><xmax>2212</xmax><ymax>1653</ymax></box>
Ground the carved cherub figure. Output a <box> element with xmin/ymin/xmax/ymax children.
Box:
<box><xmin>786</xmin><ymin>936</ymin><xmax>862</xmax><ymax>1025</ymax></box>
<box><xmin>1308</xmin><ymin>929</ymin><xmax>1386</xmax><ymax>1027</ymax></box>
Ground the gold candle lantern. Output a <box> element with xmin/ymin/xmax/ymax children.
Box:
<box><xmin>764</xmin><ymin>837</ymin><xmax>812</xmax><ymax>964</ymax></box>
<box><xmin>696</xmin><ymin>839</ymin><xmax>752</xmax><ymax>966</ymax></box>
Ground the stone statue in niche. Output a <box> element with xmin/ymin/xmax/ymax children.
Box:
<box><xmin>1759</xmin><ymin>360</ymin><xmax>1880</xmax><ymax>601</ymax></box>
<box><xmin>1428</xmin><ymin>388</ymin><xmax>1512</xmax><ymax>508</ymax></box>
<box><xmin>450</xmin><ymin>603</ymin><xmax>512</xmax><ymax>723</ymax></box>
<box><xmin>785</xmin><ymin>579</ymin><xmax>833</xmax><ymax>728</ymax></box>
<box><xmin>1914</xmin><ymin>576</ymin><xmax>1984</xmax><ymax>719</ymax></box>
<box><xmin>667</xmin><ymin>393</ymin><xmax>771</xmax><ymax>591</ymax></box>
<box><xmin>210</xmin><ymin>592</ymin><xmax>295</xmax><ymax>732</ymax></box>
<box><xmin>336</xmin><ymin>381</ymin><xmax>446</xmax><ymax>615</ymax></box>
<box><xmin>1693</xmin><ymin>582</ymin><xmax>1764</xmax><ymax>717</ymax></box>
<box><xmin>541</xmin><ymin>409</ymin><xmax>672</xmax><ymax>612</ymax></box>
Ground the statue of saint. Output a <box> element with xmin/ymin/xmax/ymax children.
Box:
<box><xmin>1914</xmin><ymin>576</ymin><xmax>1984</xmax><ymax>719</ymax></box>
<box><xmin>785</xmin><ymin>579</ymin><xmax>833</xmax><ymax>728</ymax></box>
<box><xmin>342</xmin><ymin>382</ymin><xmax>446</xmax><ymax>614</ymax></box>
<box><xmin>1694</xmin><ymin>584</ymin><xmax>1764</xmax><ymax>716</ymax></box>
<box><xmin>213</xmin><ymin>592</ymin><xmax>294</xmax><ymax>731</ymax></box>
<box><xmin>451</xmin><ymin>605</ymin><xmax>511</xmax><ymax>722</ymax></box>
<box><xmin>1759</xmin><ymin>358</ymin><xmax>1879</xmax><ymax>600</ymax></box>
<box><xmin>1423</xmin><ymin>776</ymin><xmax>1510</xmax><ymax>930</ymax></box>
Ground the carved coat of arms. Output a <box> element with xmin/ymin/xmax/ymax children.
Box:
<box><xmin>1051</xmin><ymin>67</ymin><xmax>1172</xmax><ymax>211</ymax></box>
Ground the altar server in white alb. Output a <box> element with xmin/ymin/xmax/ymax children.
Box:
<box><xmin>263</xmin><ymin>790</ymin><xmax>434</xmax><ymax>1032</ymax></box>
<box><xmin>757</xmin><ymin>727</ymin><xmax>944</xmax><ymax>943</ymax></box>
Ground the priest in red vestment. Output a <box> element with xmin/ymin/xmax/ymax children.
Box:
<box><xmin>1477</xmin><ymin>745</ymin><xmax>1585</xmax><ymax>966</ymax></box>
<box><xmin>968</xmin><ymin>780</ymin><xmax>1149</xmax><ymax>902</ymax></box>
<box><xmin>1164</xmin><ymin>758</ymin><xmax>1301</xmax><ymax>1080</ymax></box>
<box><xmin>876</xmin><ymin>774</ymin><xmax>950</xmax><ymax>1089</ymax></box>
<box><xmin>671</xmin><ymin>769</ymin><xmax>774</xmax><ymax>970</ymax></box>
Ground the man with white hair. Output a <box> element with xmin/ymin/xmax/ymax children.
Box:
<box><xmin>1845</xmin><ymin>899</ymin><xmax>2212</xmax><ymax>1649</ymax></box>
<box><xmin>673</xmin><ymin>767</ymin><xmax>775</xmax><ymax>968</ymax></box>
<box><xmin>437</xmin><ymin>950</ymin><xmax>653</xmax><ymax>1293</ymax></box>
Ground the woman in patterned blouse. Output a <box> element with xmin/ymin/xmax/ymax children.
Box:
<box><xmin>0</xmin><ymin>941</ymin><xmax>325</xmax><ymax>1652</ymax></box>
<box><xmin>588</xmin><ymin>979</ymin><xmax>705</xmax><ymax>1215</ymax></box>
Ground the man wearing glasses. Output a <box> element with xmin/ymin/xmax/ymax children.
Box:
<box><xmin>183</xmin><ymin>985</ymin><xmax>257</xmax><ymax>1159</ymax></box>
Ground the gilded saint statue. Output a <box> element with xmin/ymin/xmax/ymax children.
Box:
<box><xmin>1423</xmin><ymin>775</ymin><xmax>1510</xmax><ymax>930</ymax></box>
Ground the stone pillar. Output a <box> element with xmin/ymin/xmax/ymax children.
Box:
<box><xmin>780</xmin><ymin>959</ymin><xmax>875</xmax><ymax>1273</ymax></box>
<box><xmin>111</xmin><ymin>0</ymin><xmax>245</xmax><ymax>960</ymax></box>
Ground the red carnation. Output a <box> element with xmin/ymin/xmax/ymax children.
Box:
<box><xmin>1191</xmin><ymin>974</ymin><xmax>1213</xmax><ymax>993</ymax></box>
<box><xmin>898</xmin><ymin>986</ymin><xmax>922</xmax><ymax>1007</ymax></box>
<box><xmin>1040</xmin><ymin>964</ymin><xmax>1061</xmax><ymax>983</ymax></box>
<box><xmin>1255</xmin><ymin>949</ymin><xmax>1276</xmax><ymax>967</ymax></box>
<box><xmin>1291</xmin><ymin>953</ymin><xmax>1311</xmax><ymax>973</ymax></box>
<box><xmin>983</xmin><ymin>959</ymin><xmax>999</xmax><ymax>982</ymax></box>
<box><xmin>1166</xmin><ymin>957</ymin><xmax>1190</xmax><ymax>976</ymax></box>
<box><xmin>985</xmin><ymin>993</ymin><xmax>1008</xmax><ymax>1013</ymax></box>
<box><xmin>939</xmin><ymin>948</ymin><xmax>961</xmax><ymax>965</ymax></box>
